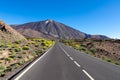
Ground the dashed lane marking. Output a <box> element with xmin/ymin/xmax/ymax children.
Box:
<box><xmin>82</xmin><ymin>69</ymin><xmax>94</xmax><ymax>80</ymax></box>
<box><xmin>69</xmin><ymin>57</ymin><xmax>74</xmax><ymax>61</ymax></box>
<box><xmin>59</xmin><ymin>44</ymin><xmax>95</xmax><ymax>80</ymax></box>
<box><xmin>74</xmin><ymin>61</ymin><xmax>81</xmax><ymax>67</ymax></box>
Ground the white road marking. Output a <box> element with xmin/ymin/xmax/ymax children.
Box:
<box><xmin>14</xmin><ymin>44</ymin><xmax>54</xmax><ymax>80</ymax></box>
<box><xmin>67</xmin><ymin>54</ymin><xmax>70</xmax><ymax>57</ymax></box>
<box><xmin>59</xmin><ymin>44</ymin><xmax>94</xmax><ymax>80</ymax></box>
<box><xmin>69</xmin><ymin>57</ymin><xmax>74</xmax><ymax>61</ymax></box>
<box><xmin>82</xmin><ymin>69</ymin><xmax>94</xmax><ymax>80</ymax></box>
<box><xmin>60</xmin><ymin>45</ymin><xmax>70</xmax><ymax>56</ymax></box>
<box><xmin>74</xmin><ymin>61</ymin><xmax>81</xmax><ymax>67</ymax></box>
<box><xmin>60</xmin><ymin>44</ymin><xmax>94</xmax><ymax>80</ymax></box>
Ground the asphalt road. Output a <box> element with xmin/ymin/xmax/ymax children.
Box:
<box><xmin>12</xmin><ymin>42</ymin><xmax>120</xmax><ymax>80</ymax></box>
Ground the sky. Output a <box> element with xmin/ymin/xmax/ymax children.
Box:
<box><xmin>0</xmin><ymin>0</ymin><xmax>120</xmax><ymax>39</ymax></box>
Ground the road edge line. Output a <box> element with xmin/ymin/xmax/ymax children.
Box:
<box><xmin>14</xmin><ymin>43</ymin><xmax>55</xmax><ymax>80</ymax></box>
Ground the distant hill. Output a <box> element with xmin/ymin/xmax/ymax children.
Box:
<box><xmin>0</xmin><ymin>20</ymin><xmax>26</xmax><ymax>43</ymax></box>
<box><xmin>12</xmin><ymin>19</ymin><xmax>109</xmax><ymax>39</ymax></box>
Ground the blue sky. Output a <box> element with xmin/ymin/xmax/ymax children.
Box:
<box><xmin>0</xmin><ymin>0</ymin><xmax>120</xmax><ymax>39</ymax></box>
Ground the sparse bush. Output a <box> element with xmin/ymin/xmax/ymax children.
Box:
<box><xmin>5</xmin><ymin>66</ymin><xmax>12</xmax><ymax>72</ymax></box>
<box><xmin>79</xmin><ymin>46</ymin><xmax>86</xmax><ymax>51</ymax></box>
<box><xmin>32</xmin><ymin>51</ymin><xmax>37</xmax><ymax>56</ymax></box>
<box><xmin>115</xmin><ymin>62</ymin><xmax>120</xmax><ymax>65</ymax></box>
<box><xmin>13</xmin><ymin>44</ymin><xmax>19</xmax><ymax>48</ymax></box>
<box><xmin>10</xmin><ymin>62</ymin><xmax>22</xmax><ymax>69</ymax></box>
<box><xmin>102</xmin><ymin>56</ymin><xmax>105</xmax><ymax>60</ymax></box>
<box><xmin>0</xmin><ymin>43</ymin><xmax>4</xmax><ymax>47</ymax></box>
<box><xmin>7</xmin><ymin>42</ymin><xmax>12</xmax><ymax>45</ymax></box>
<box><xmin>0</xmin><ymin>71</ymin><xmax>5</xmax><ymax>77</ymax></box>
<box><xmin>5</xmin><ymin>58</ymin><xmax>13</xmax><ymax>62</ymax></box>
<box><xmin>35</xmin><ymin>49</ymin><xmax>43</xmax><ymax>55</ymax></box>
<box><xmin>41</xmin><ymin>42</ymin><xmax>46</xmax><ymax>46</ymax></box>
<box><xmin>23</xmin><ymin>46</ymin><xmax>29</xmax><ymax>50</ymax></box>
<box><xmin>72</xmin><ymin>44</ymin><xmax>80</xmax><ymax>50</ymax></box>
<box><xmin>9</xmin><ymin>48</ymin><xmax>14</xmax><ymax>52</ymax></box>
<box><xmin>28</xmin><ymin>41</ymin><xmax>36</xmax><ymax>45</ymax></box>
<box><xmin>14</xmin><ymin>40</ymin><xmax>21</xmax><ymax>44</ymax></box>
<box><xmin>23</xmin><ymin>51</ymin><xmax>28</xmax><ymax>54</ymax></box>
<box><xmin>28</xmin><ymin>55</ymin><xmax>33</xmax><ymax>60</ymax></box>
<box><xmin>65</xmin><ymin>42</ymin><xmax>69</xmax><ymax>46</ymax></box>
<box><xmin>14</xmin><ymin>47</ymin><xmax>22</xmax><ymax>52</ymax></box>
<box><xmin>89</xmin><ymin>48</ymin><xmax>96</xmax><ymax>53</ymax></box>
<box><xmin>111</xmin><ymin>61</ymin><xmax>120</xmax><ymax>65</ymax></box>
<box><xmin>43</xmin><ymin>46</ymin><xmax>47</xmax><ymax>50</ymax></box>
<box><xmin>35</xmin><ymin>44</ymin><xmax>39</xmax><ymax>47</ymax></box>
<box><xmin>0</xmin><ymin>65</ymin><xmax>5</xmax><ymax>70</ymax></box>
<box><xmin>6</xmin><ymin>44</ymin><xmax>11</xmax><ymax>48</ymax></box>
<box><xmin>85</xmin><ymin>50</ymin><xmax>91</xmax><ymax>54</ymax></box>
<box><xmin>106</xmin><ymin>59</ymin><xmax>112</xmax><ymax>62</ymax></box>
<box><xmin>80</xmin><ymin>44</ymin><xmax>86</xmax><ymax>47</ymax></box>
<box><xmin>17</xmin><ymin>55</ymin><xmax>22</xmax><ymax>59</ymax></box>
<box><xmin>9</xmin><ymin>54</ymin><xmax>16</xmax><ymax>58</ymax></box>
<box><xmin>14</xmin><ymin>63</ymin><xmax>20</xmax><ymax>69</ymax></box>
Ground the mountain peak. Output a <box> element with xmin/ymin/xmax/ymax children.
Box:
<box><xmin>12</xmin><ymin>20</ymin><xmax>109</xmax><ymax>39</ymax></box>
<box><xmin>45</xmin><ymin>19</ymin><xmax>53</xmax><ymax>24</ymax></box>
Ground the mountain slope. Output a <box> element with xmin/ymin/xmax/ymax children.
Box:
<box><xmin>12</xmin><ymin>19</ymin><xmax>108</xmax><ymax>39</ymax></box>
<box><xmin>0</xmin><ymin>20</ymin><xmax>26</xmax><ymax>43</ymax></box>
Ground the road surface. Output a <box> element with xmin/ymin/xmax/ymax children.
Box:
<box><xmin>12</xmin><ymin>42</ymin><xmax>120</xmax><ymax>80</ymax></box>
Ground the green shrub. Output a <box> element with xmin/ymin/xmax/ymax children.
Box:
<box><xmin>106</xmin><ymin>59</ymin><xmax>112</xmax><ymax>62</ymax></box>
<box><xmin>80</xmin><ymin>44</ymin><xmax>86</xmax><ymax>47</ymax></box>
<box><xmin>16</xmin><ymin>61</ymin><xmax>24</xmax><ymax>65</ymax></box>
<box><xmin>13</xmin><ymin>44</ymin><xmax>19</xmax><ymax>48</ymax></box>
<box><xmin>115</xmin><ymin>62</ymin><xmax>120</xmax><ymax>65</ymax></box>
<box><xmin>41</xmin><ymin>42</ymin><xmax>46</xmax><ymax>46</ymax></box>
<box><xmin>28</xmin><ymin>41</ymin><xmax>36</xmax><ymax>45</ymax></box>
<box><xmin>10</xmin><ymin>62</ymin><xmax>21</xmax><ymax>69</ymax></box>
<box><xmin>17</xmin><ymin>56</ymin><xmax>22</xmax><ymax>59</ymax></box>
<box><xmin>85</xmin><ymin>50</ymin><xmax>91</xmax><ymax>54</ymax></box>
<box><xmin>28</xmin><ymin>55</ymin><xmax>33</xmax><ymax>60</ymax></box>
<box><xmin>14</xmin><ymin>63</ymin><xmax>20</xmax><ymax>69</ymax></box>
<box><xmin>14</xmin><ymin>40</ymin><xmax>21</xmax><ymax>44</ymax></box>
<box><xmin>0</xmin><ymin>43</ymin><xmax>4</xmax><ymax>47</ymax></box>
<box><xmin>23</xmin><ymin>46</ymin><xmax>29</xmax><ymax>50</ymax></box>
<box><xmin>0</xmin><ymin>65</ymin><xmax>5</xmax><ymax>70</ymax></box>
<box><xmin>32</xmin><ymin>51</ymin><xmax>37</xmax><ymax>56</ymax></box>
<box><xmin>5</xmin><ymin>66</ymin><xmax>12</xmax><ymax>72</ymax></box>
<box><xmin>7</xmin><ymin>42</ymin><xmax>12</xmax><ymax>45</ymax></box>
<box><xmin>114</xmin><ymin>61</ymin><xmax>120</xmax><ymax>65</ymax></box>
<box><xmin>43</xmin><ymin>46</ymin><xmax>47</xmax><ymax>50</ymax></box>
<box><xmin>9</xmin><ymin>54</ymin><xmax>16</xmax><ymax>58</ymax></box>
<box><xmin>23</xmin><ymin>51</ymin><xmax>28</xmax><ymax>54</ymax></box>
<box><xmin>79</xmin><ymin>47</ymin><xmax>86</xmax><ymax>51</ymax></box>
<box><xmin>9</xmin><ymin>48</ymin><xmax>14</xmax><ymax>52</ymax></box>
<box><xmin>0</xmin><ymin>71</ymin><xmax>5</xmax><ymax>77</ymax></box>
<box><xmin>5</xmin><ymin>58</ymin><xmax>13</xmax><ymax>62</ymax></box>
<box><xmin>35</xmin><ymin>44</ymin><xmax>39</xmax><ymax>47</ymax></box>
<box><xmin>14</xmin><ymin>47</ymin><xmax>22</xmax><ymax>52</ymax></box>
<box><xmin>35</xmin><ymin>49</ymin><xmax>43</xmax><ymax>55</ymax></box>
<box><xmin>89</xmin><ymin>48</ymin><xmax>96</xmax><ymax>53</ymax></box>
<box><xmin>65</xmin><ymin>43</ymin><xmax>69</xmax><ymax>46</ymax></box>
<box><xmin>6</xmin><ymin>44</ymin><xmax>11</xmax><ymax>48</ymax></box>
<box><xmin>102</xmin><ymin>56</ymin><xmax>105</xmax><ymax>60</ymax></box>
<box><xmin>72</xmin><ymin>44</ymin><xmax>80</xmax><ymax>50</ymax></box>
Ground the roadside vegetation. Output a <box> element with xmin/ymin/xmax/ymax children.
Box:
<box><xmin>0</xmin><ymin>38</ymin><xmax>54</xmax><ymax>77</ymax></box>
<box><xmin>60</xmin><ymin>39</ymin><xmax>120</xmax><ymax>66</ymax></box>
